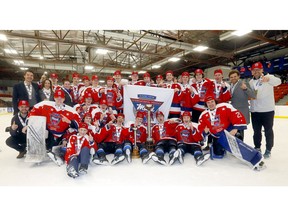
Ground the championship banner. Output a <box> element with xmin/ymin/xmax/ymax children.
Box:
<box><xmin>123</xmin><ymin>85</ymin><xmax>174</xmax><ymax>125</ymax></box>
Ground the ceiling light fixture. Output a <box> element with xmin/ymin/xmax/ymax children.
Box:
<box><xmin>152</xmin><ymin>65</ymin><xmax>161</xmax><ymax>69</ymax></box>
<box><xmin>193</xmin><ymin>45</ymin><xmax>208</xmax><ymax>52</ymax></box>
<box><xmin>168</xmin><ymin>57</ymin><xmax>180</xmax><ymax>62</ymax></box>
<box><xmin>138</xmin><ymin>71</ymin><xmax>146</xmax><ymax>74</ymax></box>
<box><xmin>13</xmin><ymin>60</ymin><xmax>24</xmax><ymax>65</ymax></box>
<box><xmin>99</xmin><ymin>80</ymin><xmax>105</xmax><ymax>83</ymax></box>
<box><xmin>0</xmin><ymin>34</ymin><xmax>7</xmax><ymax>41</ymax></box>
<box><xmin>132</xmin><ymin>65</ymin><xmax>136</xmax><ymax>68</ymax></box>
<box><xmin>4</xmin><ymin>48</ymin><xmax>17</xmax><ymax>54</ymax></box>
<box><xmin>20</xmin><ymin>67</ymin><xmax>28</xmax><ymax>70</ymax></box>
<box><xmin>96</xmin><ymin>49</ymin><xmax>109</xmax><ymax>54</ymax></box>
<box><xmin>231</xmin><ymin>30</ymin><xmax>252</xmax><ymax>37</ymax></box>
<box><xmin>85</xmin><ymin>65</ymin><xmax>94</xmax><ymax>70</ymax></box>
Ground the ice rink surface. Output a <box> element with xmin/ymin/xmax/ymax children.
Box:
<box><xmin>1</xmin><ymin>113</ymin><xmax>287</xmax><ymax>216</ymax></box>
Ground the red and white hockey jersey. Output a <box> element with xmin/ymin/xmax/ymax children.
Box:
<box><xmin>65</xmin><ymin>134</ymin><xmax>95</xmax><ymax>163</ymax></box>
<box><xmin>163</xmin><ymin>82</ymin><xmax>182</xmax><ymax>116</ymax></box>
<box><xmin>179</xmin><ymin>83</ymin><xmax>200</xmax><ymax>112</ymax></box>
<box><xmin>151</xmin><ymin>120</ymin><xmax>179</xmax><ymax>144</ymax></box>
<box><xmin>198</xmin><ymin>103</ymin><xmax>247</xmax><ymax>137</ymax></box>
<box><xmin>29</xmin><ymin>101</ymin><xmax>81</xmax><ymax>138</ymax></box>
<box><xmin>211</xmin><ymin>81</ymin><xmax>231</xmax><ymax>103</ymax></box>
<box><xmin>175</xmin><ymin>123</ymin><xmax>203</xmax><ymax>144</ymax></box>
<box><xmin>97</xmin><ymin>123</ymin><xmax>129</xmax><ymax>144</ymax></box>
<box><xmin>127</xmin><ymin>123</ymin><xmax>147</xmax><ymax>144</ymax></box>
<box><xmin>98</xmin><ymin>87</ymin><xmax>123</xmax><ymax>114</ymax></box>
<box><xmin>73</xmin><ymin>103</ymin><xmax>99</xmax><ymax>120</ymax></box>
<box><xmin>191</xmin><ymin>78</ymin><xmax>214</xmax><ymax>111</ymax></box>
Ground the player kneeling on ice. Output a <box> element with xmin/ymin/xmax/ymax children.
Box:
<box><xmin>174</xmin><ymin>111</ymin><xmax>210</xmax><ymax>166</ymax></box>
<box><xmin>92</xmin><ymin>113</ymin><xmax>128</xmax><ymax>165</ymax></box>
<box><xmin>150</xmin><ymin>111</ymin><xmax>180</xmax><ymax>165</ymax></box>
<box><xmin>198</xmin><ymin>95</ymin><xmax>266</xmax><ymax>171</ymax></box>
<box><xmin>29</xmin><ymin>89</ymin><xmax>81</xmax><ymax>165</ymax></box>
<box><xmin>65</xmin><ymin>122</ymin><xmax>96</xmax><ymax>178</ymax></box>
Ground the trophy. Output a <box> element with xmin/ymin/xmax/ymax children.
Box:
<box><xmin>132</xmin><ymin>126</ymin><xmax>140</xmax><ymax>158</ymax></box>
<box><xmin>145</xmin><ymin>104</ymin><xmax>154</xmax><ymax>152</ymax></box>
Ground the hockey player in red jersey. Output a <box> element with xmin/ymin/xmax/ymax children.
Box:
<box><xmin>65</xmin><ymin>122</ymin><xmax>95</xmax><ymax>178</ymax></box>
<box><xmin>92</xmin><ymin>113</ymin><xmax>129</xmax><ymax>165</ymax></box>
<box><xmin>78</xmin><ymin>75</ymin><xmax>91</xmax><ymax>103</ymax></box>
<box><xmin>179</xmin><ymin>71</ymin><xmax>200</xmax><ymax>116</ymax></box>
<box><xmin>98</xmin><ymin>76</ymin><xmax>123</xmax><ymax>115</ymax></box>
<box><xmin>29</xmin><ymin>89</ymin><xmax>81</xmax><ymax>151</ymax></box>
<box><xmin>74</xmin><ymin>91</ymin><xmax>98</xmax><ymax>120</ymax></box>
<box><xmin>91</xmin><ymin>98</ymin><xmax>116</xmax><ymax>129</ymax></box>
<box><xmin>150</xmin><ymin>111</ymin><xmax>180</xmax><ymax>165</ymax></box>
<box><xmin>191</xmin><ymin>68</ymin><xmax>214</xmax><ymax>122</ymax></box>
<box><xmin>174</xmin><ymin>111</ymin><xmax>210</xmax><ymax>166</ymax></box>
<box><xmin>198</xmin><ymin>95</ymin><xmax>266</xmax><ymax>170</ymax></box>
<box><xmin>124</xmin><ymin>111</ymin><xmax>153</xmax><ymax>164</ymax></box>
<box><xmin>211</xmin><ymin>69</ymin><xmax>231</xmax><ymax>103</ymax></box>
<box><xmin>163</xmin><ymin>70</ymin><xmax>182</xmax><ymax>118</ymax></box>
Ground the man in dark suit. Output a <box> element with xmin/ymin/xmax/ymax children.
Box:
<box><xmin>12</xmin><ymin>70</ymin><xmax>41</xmax><ymax>114</ymax></box>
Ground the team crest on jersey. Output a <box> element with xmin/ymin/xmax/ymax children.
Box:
<box><xmin>130</xmin><ymin>94</ymin><xmax>163</xmax><ymax>124</ymax></box>
<box><xmin>211</xmin><ymin>114</ymin><xmax>220</xmax><ymax>126</ymax></box>
<box><xmin>50</xmin><ymin>113</ymin><xmax>61</xmax><ymax>126</ymax></box>
<box><xmin>106</xmin><ymin>91</ymin><xmax>114</xmax><ymax>104</ymax></box>
<box><xmin>180</xmin><ymin>129</ymin><xmax>190</xmax><ymax>142</ymax></box>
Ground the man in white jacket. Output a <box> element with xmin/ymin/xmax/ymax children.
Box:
<box><xmin>249</xmin><ymin>62</ymin><xmax>281</xmax><ymax>159</ymax></box>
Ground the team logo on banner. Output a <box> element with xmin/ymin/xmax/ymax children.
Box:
<box><xmin>130</xmin><ymin>94</ymin><xmax>164</xmax><ymax>124</ymax></box>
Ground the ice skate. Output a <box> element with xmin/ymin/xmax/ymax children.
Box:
<box><xmin>141</xmin><ymin>152</ymin><xmax>154</xmax><ymax>164</ymax></box>
<box><xmin>177</xmin><ymin>149</ymin><xmax>184</xmax><ymax>164</ymax></box>
<box><xmin>253</xmin><ymin>161</ymin><xmax>266</xmax><ymax>171</ymax></box>
<box><xmin>92</xmin><ymin>155</ymin><xmax>109</xmax><ymax>165</ymax></box>
<box><xmin>67</xmin><ymin>166</ymin><xmax>79</xmax><ymax>178</ymax></box>
<box><xmin>47</xmin><ymin>151</ymin><xmax>64</xmax><ymax>166</ymax></box>
<box><xmin>125</xmin><ymin>148</ymin><xmax>132</xmax><ymax>163</ymax></box>
<box><xmin>168</xmin><ymin>150</ymin><xmax>179</xmax><ymax>165</ymax></box>
<box><xmin>78</xmin><ymin>164</ymin><xmax>88</xmax><ymax>175</ymax></box>
<box><xmin>195</xmin><ymin>153</ymin><xmax>210</xmax><ymax>166</ymax></box>
<box><xmin>111</xmin><ymin>154</ymin><xmax>125</xmax><ymax>165</ymax></box>
<box><xmin>151</xmin><ymin>154</ymin><xmax>167</xmax><ymax>165</ymax></box>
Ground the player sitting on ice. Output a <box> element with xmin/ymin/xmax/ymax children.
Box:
<box><xmin>198</xmin><ymin>95</ymin><xmax>266</xmax><ymax>171</ymax></box>
<box><xmin>92</xmin><ymin>113</ymin><xmax>128</xmax><ymax>165</ymax></box>
<box><xmin>174</xmin><ymin>111</ymin><xmax>210</xmax><ymax>166</ymax></box>
<box><xmin>65</xmin><ymin>122</ymin><xmax>95</xmax><ymax>178</ymax></box>
<box><xmin>124</xmin><ymin>111</ymin><xmax>153</xmax><ymax>164</ymax></box>
<box><xmin>150</xmin><ymin>111</ymin><xmax>180</xmax><ymax>165</ymax></box>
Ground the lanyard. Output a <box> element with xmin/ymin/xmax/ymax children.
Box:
<box><xmin>18</xmin><ymin>113</ymin><xmax>28</xmax><ymax>127</ymax></box>
<box><xmin>208</xmin><ymin>109</ymin><xmax>217</xmax><ymax>125</ymax></box>
<box><xmin>25</xmin><ymin>83</ymin><xmax>32</xmax><ymax>99</ymax></box>
<box><xmin>76</xmin><ymin>135</ymin><xmax>85</xmax><ymax>154</ymax></box>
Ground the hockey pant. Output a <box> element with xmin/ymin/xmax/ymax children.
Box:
<box><xmin>67</xmin><ymin>147</ymin><xmax>90</xmax><ymax>171</ymax></box>
<box><xmin>155</xmin><ymin>139</ymin><xmax>177</xmax><ymax>157</ymax></box>
<box><xmin>97</xmin><ymin>142</ymin><xmax>123</xmax><ymax>157</ymax></box>
<box><xmin>177</xmin><ymin>142</ymin><xmax>203</xmax><ymax>159</ymax></box>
